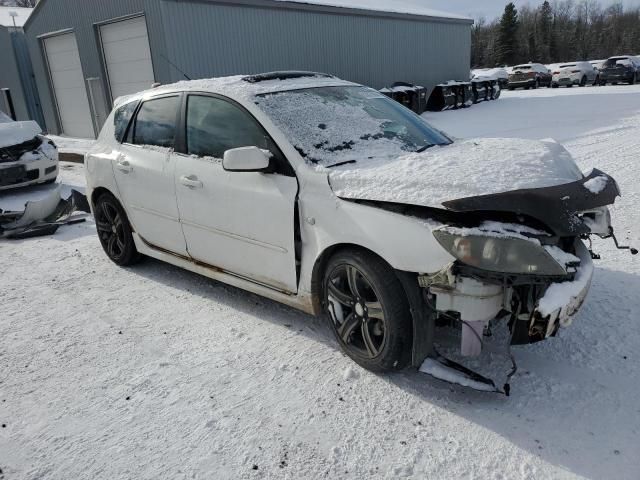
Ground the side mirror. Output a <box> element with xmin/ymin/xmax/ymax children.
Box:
<box><xmin>222</xmin><ymin>146</ymin><xmax>271</xmax><ymax>173</ymax></box>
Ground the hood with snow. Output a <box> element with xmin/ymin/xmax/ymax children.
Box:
<box><xmin>328</xmin><ymin>138</ymin><xmax>584</xmax><ymax>209</ymax></box>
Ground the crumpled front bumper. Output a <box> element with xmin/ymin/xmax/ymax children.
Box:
<box><xmin>534</xmin><ymin>240</ymin><xmax>594</xmax><ymax>334</ymax></box>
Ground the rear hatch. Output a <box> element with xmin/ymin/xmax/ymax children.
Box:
<box><xmin>509</xmin><ymin>66</ymin><xmax>535</xmax><ymax>82</ymax></box>
<box><xmin>601</xmin><ymin>58</ymin><xmax>632</xmax><ymax>75</ymax></box>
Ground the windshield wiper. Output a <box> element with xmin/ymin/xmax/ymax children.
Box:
<box><xmin>325</xmin><ymin>160</ymin><xmax>357</xmax><ymax>168</ymax></box>
<box><xmin>416</xmin><ymin>144</ymin><xmax>435</xmax><ymax>153</ymax></box>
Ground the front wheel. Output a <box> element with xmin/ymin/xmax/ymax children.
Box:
<box><xmin>94</xmin><ymin>193</ymin><xmax>142</xmax><ymax>266</ymax></box>
<box><xmin>323</xmin><ymin>250</ymin><xmax>412</xmax><ymax>372</ymax></box>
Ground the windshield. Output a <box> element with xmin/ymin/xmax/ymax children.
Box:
<box><xmin>255</xmin><ymin>86</ymin><xmax>451</xmax><ymax>166</ymax></box>
<box><xmin>513</xmin><ymin>65</ymin><xmax>532</xmax><ymax>70</ymax></box>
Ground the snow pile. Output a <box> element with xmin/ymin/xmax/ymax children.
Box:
<box><xmin>583</xmin><ymin>175</ymin><xmax>609</xmax><ymax>194</ymax></box>
<box><xmin>329</xmin><ymin>138</ymin><xmax>583</xmax><ymax>207</ymax></box>
<box><xmin>0</xmin><ymin>120</ymin><xmax>41</xmax><ymax>148</ymax></box>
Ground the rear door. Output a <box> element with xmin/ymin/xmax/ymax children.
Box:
<box><xmin>114</xmin><ymin>94</ymin><xmax>187</xmax><ymax>255</ymax></box>
<box><xmin>173</xmin><ymin>94</ymin><xmax>298</xmax><ymax>293</ymax></box>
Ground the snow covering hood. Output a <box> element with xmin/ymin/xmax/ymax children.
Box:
<box><xmin>0</xmin><ymin>120</ymin><xmax>41</xmax><ymax>148</ymax></box>
<box><xmin>328</xmin><ymin>138</ymin><xmax>584</xmax><ymax>209</ymax></box>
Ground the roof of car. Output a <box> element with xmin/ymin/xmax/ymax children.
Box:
<box><xmin>114</xmin><ymin>72</ymin><xmax>360</xmax><ymax>107</ymax></box>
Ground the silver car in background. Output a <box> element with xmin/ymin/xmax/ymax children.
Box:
<box><xmin>551</xmin><ymin>61</ymin><xmax>599</xmax><ymax>87</ymax></box>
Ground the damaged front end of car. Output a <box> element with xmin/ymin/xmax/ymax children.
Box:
<box><xmin>361</xmin><ymin>169</ymin><xmax>635</xmax><ymax>394</ymax></box>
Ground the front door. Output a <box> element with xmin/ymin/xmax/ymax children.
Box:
<box><xmin>114</xmin><ymin>94</ymin><xmax>187</xmax><ymax>255</ymax></box>
<box><xmin>173</xmin><ymin>94</ymin><xmax>298</xmax><ymax>293</ymax></box>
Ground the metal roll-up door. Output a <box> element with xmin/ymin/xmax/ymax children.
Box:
<box><xmin>43</xmin><ymin>33</ymin><xmax>94</xmax><ymax>138</ymax></box>
<box><xmin>100</xmin><ymin>16</ymin><xmax>155</xmax><ymax>101</ymax></box>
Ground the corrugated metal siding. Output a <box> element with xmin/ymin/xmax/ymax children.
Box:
<box><xmin>0</xmin><ymin>26</ymin><xmax>29</xmax><ymax>121</ymax></box>
<box><xmin>160</xmin><ymin>0</ymin><xmax>471</xmax><ymax>89</ymax></box>
<box><xmin>11</xmin><ymin>30</ymin><xmax>46</xmax><ymax>126</ymax></box>
<box><xmin>24</xmin><ymin>0</ymin><xmax>470</xmax><ymax>135</ymax></box>
<box><xmin>23</xmin><ymin>0</ymin><xmax>170</xmax><ymax>135</ymax></box>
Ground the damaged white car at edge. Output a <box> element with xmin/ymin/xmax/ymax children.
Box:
<box><xmin>0</xmin><ymin>112</ymin><xmax>59</xmax><ymax>191</ymax></box>
<box><xmin>84</xmin><ymin>72</ymin><xmax>633</xmax><ymax>394</ymax></box>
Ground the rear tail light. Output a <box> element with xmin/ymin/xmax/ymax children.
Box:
<box><xmin>553</xmin><ymin>71</ymin><xmax>560</xmax><ymax>74</ymax></box>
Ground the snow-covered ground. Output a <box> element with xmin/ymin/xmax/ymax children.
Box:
<box><xmin>2</xmin><ymin>85</ymin><xmax>639</xmax><ymax>480</ymax></box>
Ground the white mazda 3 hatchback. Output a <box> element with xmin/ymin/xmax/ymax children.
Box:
<box><xmin>85</xmin><ymin>72</ymin><xmax>629</xmax><ymax>392</ymax></box>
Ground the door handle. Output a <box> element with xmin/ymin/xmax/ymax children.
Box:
<box><xmin>179</xmin><ymin>175</ymin><xmax>203</xmax><ymax>189</ymax></box>
<box><xmin>116</xmin><ymin>159</ymin><xmax>132</xmax><ymax>173</ymax></box>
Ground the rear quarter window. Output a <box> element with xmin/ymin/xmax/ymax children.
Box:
<box><xmin>113</xmin><ymin>101</ymin><xmax>138</xmax><ymax>143</ymax></box>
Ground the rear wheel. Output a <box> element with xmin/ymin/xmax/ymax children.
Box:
<box><xmin>94</xmin><ymin>193</ymin><xmax>141</xmax><ymax>266</ymax></box>
<box><xmin>630</xmin><ymin>74</ymin><xmax>637</xmax><ymax>85</ymax></box>
<box><xmin>580</xmin><ymin>76</ymin><xmax>587</xmax><ymax>87</ymax></box>
<box><xmin>593</xmin><ymin>75</ymin><xmax>600</xmax><ymax>86</ymax></box>
<box><xmin>323</xmin><ymin>249</ymin><xmax>412</xmax><ymax>372</ymax></box>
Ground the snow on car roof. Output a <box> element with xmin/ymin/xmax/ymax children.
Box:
<box><xmin>272</xmin><ymin>0</ymin><xmax>471</xmax><ymax>21</ymax></box>
<box><xmin>0</xmin><ymin>6</ymin><xmax>32</xmax><ymax>27</ymax></box>
<box><xmin>114</xmin><ymin>73</ymin><xmax>360</xmax><ymax>107</ymax></box>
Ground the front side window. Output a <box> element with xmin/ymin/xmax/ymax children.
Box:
<box><xmin>255</xmin><ymin>86</ymin><xmax>451</xmax><ymax>167</ymax></box>
<box><xmin>131</xmin><ymin>96</ymin><xmax>179</xmax><ymax>148</ymax></box>
<box><xmin>186</xmin><ymin>95</ymin><xmax>269</xmax><ymax>159</ymax></box>
<box><xmin>113</xmin><ymin>100</ymin><xmax>138</xmax><ymax>142</ymax></box>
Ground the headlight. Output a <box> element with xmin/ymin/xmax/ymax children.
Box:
<box><xmin>433</xmin><ymin>230</ymin><xmax>567</xmax><ymax>276</ymax></box>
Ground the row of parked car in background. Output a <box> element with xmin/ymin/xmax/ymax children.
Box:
<box><xmin>502</xmin><ymin>54</ymin><xmax>640</xmax><ymax>90</ymax></box>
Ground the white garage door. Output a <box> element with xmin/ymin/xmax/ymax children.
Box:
<box><xmin>44</xmin><ymin>33</ymin><xmax>94</xmax><ymax>138</ymax></box>
<box><xmin>100</xmin><ymin>16</ymin><xmax>155</xmax><ymax>101</ymax></box>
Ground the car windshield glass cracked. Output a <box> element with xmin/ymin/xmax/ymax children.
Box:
<box><xmin>255</xmin><ymin>86</ymin><xmax>450</xmax><ymax>166</ymax></box>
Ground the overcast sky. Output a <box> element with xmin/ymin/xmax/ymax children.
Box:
<box><xmin>422</xmin><ymin>0</ymin><xmax>640</xmax><ymax>19</ymax></box>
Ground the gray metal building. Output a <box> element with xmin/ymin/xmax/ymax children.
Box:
<box><xmin>0</xmin><ymin>7</ymin><xmax>44</xmax><ymax>125</ymax></box>
<box><xmin>24</xmin><ymin>0</ymin><xmax>472</xmax><ymax>138</ymax></box>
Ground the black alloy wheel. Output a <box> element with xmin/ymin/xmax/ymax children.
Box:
<box><xmin>94</xmin><ymin>193</ymin><xmax>141</xmax><ymax>266</ymax></box>
<box><xmin>323</xmin><ymin>250</ymin><xmax>412</xmax><ymax>372</ymax></box>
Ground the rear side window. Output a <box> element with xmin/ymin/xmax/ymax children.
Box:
<box><xmin>113</xmin><ymin>100</ymin><xmax>138</xmax><ymax>142</ymax></box>
<box><xmin>130</xmin><ymin>96</ymin><xmax>180</xmax><ymax>148</ymax></box>
<box><xmin>186</xmin><ymin>95</ymin><xmax>269</xmax><ymax>158</ymax></box>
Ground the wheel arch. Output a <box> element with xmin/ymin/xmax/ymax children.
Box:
<box><xmin>310</xmin><ymin>243</ymin><xmax>392</xmax><ymax>312</ymax></box>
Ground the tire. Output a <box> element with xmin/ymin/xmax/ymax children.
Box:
<box><xmin>580</xmin><ymin>76</ymin><xmax>587</xmax><ymax>87</ymax></box>
<box><xmin>630</xmin><ymin>74</ymin><xmax>636</xmax><ymax>85</ymax></box>
<box><xmin>567</xmin><ymin>84</ymin><xmax>573</xmax><ymax>88</ymax></box>
<box><xmin>552</xmin><ymin>83</ymin><xmax>559</xmax><ymax>88</ymax></box>
<box><xmin>94</xmin><ymin>192</ymin><xmax>142</xmax><ymax>266</ymax></box>
<box><xmin>323</xmin><ymin>249</ymin><xmax>412</xmax><ymax>372</ymax></box>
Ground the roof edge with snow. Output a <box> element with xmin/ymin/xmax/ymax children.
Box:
<box><xmin>24</xmin><ymin>0</ymin><xmax>473</xmax><ymax>30</ymax></box>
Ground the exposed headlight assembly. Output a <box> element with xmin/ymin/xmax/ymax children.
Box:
<box><xmin>433</xmin><ymin>229</ymin><xmax>568</xmax><ymax>276</ymax></box>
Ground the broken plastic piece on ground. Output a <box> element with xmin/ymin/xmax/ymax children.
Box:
<box><xmin>420</xmin><ymin>353</ymin><xmax>500</xmax><ymax>393</ymax></box>
<box><xmin>0</xmin><ymin>186</ymin><xmax>91</xmax><ymax>239</ymax></box>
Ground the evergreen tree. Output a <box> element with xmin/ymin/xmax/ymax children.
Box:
<box><xmin>497</xmin><ymin>3</ymin><xmax>520</xmax><ymax>65</ymax></box>
<box><xmin>538</xmin><ymin>1</ymin><xmax>554</xmax><ymax>63</ymax></box>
